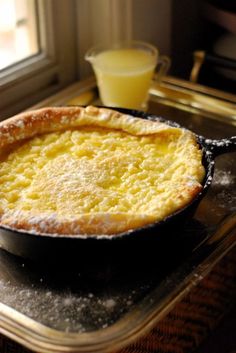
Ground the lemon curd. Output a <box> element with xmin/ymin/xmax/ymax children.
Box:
<box><xmin>93</xmin><ymin>48</ymin><xmax>156</xmax><ymax>109</ymax></box>
<box><xmin>0</xmin><ymin>106</ymin><xmax>205</xmax><ymax>235</ymax></box>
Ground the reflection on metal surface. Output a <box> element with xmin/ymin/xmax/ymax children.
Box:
<box><xmin>190</xmin><ymin>51</ymin><xmax>206</xmax><ymax>83</ymax></box>
<box><xmin>161</xmin><ymin>76</ymin><xmax>236</xmax><ymax>103</ymax></box>
<box><xmin>150</xmin><ymin>77</ymin><xmax>236</xmax><ymax>122</ymax></box>
<box><xmin>208</xmin><ymin>212</ymin><xmax>236</xmax><ymax>244</ymax></box>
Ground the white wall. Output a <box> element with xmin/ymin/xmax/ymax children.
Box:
<box><xmin>76</xmin><ymin>0</ymin><xmax>172</xmax><ymax>78</ymax></box>
<box><xmin>132</xmin><ymin>0</ymin><xmax>171</xmax><ymax>56</ymax></box>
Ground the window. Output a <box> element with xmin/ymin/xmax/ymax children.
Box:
<box><xmin>0</xmin><ymin>0</ymin><xmax>77</xmax><ymax>120</ymax></box>
<box><xmin>0</xmin><ymin>0</ymin><xmax>38</xmax><ymax>70</ymax></box>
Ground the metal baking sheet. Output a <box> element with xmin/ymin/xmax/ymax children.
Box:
<box><xmin>0</xmin><ymin>79</ymin><xmax>235</xmax><ymax>353</ymax></box>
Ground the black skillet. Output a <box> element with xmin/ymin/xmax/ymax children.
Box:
<box><xmin>0</xmin><ymin>107</ymin><xmax>235</xmax><ymax>265</ymax></box>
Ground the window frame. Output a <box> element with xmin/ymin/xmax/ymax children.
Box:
<box><xmin>0</xmin><ymin>0</ymin><xmax>78</xmax><ymax>119</ymax></box>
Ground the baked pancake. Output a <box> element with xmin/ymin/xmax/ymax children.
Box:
<box><xmin>0</xmin><ymin>106</ymin><xmax>205</xmax><ymax>235</ymax></box>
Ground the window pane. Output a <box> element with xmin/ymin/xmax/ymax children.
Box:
<box><xmin>0</xmin><ymin>0</ymin><xmax>39</xmax><ymax>70</ymax></box>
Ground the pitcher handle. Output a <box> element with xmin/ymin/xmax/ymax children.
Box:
<box><xmin>154</xmin><ymin>55</ymin><xmax>171</xmax><ymax>82</ymax></box>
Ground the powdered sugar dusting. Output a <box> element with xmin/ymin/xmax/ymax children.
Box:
<box><xmin>209</xmin><ymin>168</ymin><xmax>236</xmax><ymax>213</ymax></box>
<box><xmin>14</xmin><ymin>119</ymin><xmax>25</xmax><ymax>129</ymax></box>
<box><xmin>0</xmin><ymin>273</ymin><xmax>145</xmax><ymax>333</ymax></box>
<box><xmin>213</xmin><ymin>169</ymin><xmax>235</xmax><ymax>186</ymax></box>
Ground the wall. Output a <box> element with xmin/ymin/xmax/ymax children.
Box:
<box><xmin>76</xmin><ymin>0</ymin><xmax>172</xmax><ymax>78</ymax></box>
<box><xmin>132</xmin><ymin>0</ymin><xmax>171</xmax><ymax>56</ymax></box>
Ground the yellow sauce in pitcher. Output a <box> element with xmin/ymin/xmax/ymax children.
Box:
<box><xmin>93</xmin><ymin>48</ymin><xmax>156</xmax><ymax>109</ymax></box>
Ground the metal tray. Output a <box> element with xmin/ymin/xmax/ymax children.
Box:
<box><xmin>0</xmin><ymin>77</ymin><xmax>236</xmax><ymax>353</ymax></box>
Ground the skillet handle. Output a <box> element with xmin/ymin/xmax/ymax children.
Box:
<box><xmin>203</xmin><ymin>136</ymin><xmax>236</xmax><ymax>157</ymax></box>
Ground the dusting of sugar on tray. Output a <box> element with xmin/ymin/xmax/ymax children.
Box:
<box><xmin>213</xmin><ymin>169</ymin><xmax>236</xmax><ymax>186</ymax></box>
<box><xmin>0</xmin><ymin>268</ymin><xmax>152</xmax><ymax>333</ymax></box>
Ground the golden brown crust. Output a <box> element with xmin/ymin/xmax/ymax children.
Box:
<box><xmin>1</xmin><ymin>212</ymin><xmax>157</xmax><ymax>236</ymax></box>
<box><xmin>0</xmin><ymin>105</ymin><xmax>180</xmax><ymax>149</ymax></box>
<box><xmin>0</xmin><ymin>106</ymin><xmax>205</xmax><ymax>236</ymax></box>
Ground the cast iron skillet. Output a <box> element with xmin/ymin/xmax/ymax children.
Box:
<box><xmin>0</xmin><ymin>107</ymin><xmax>235</xmax><ymax>264</ymax></box>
